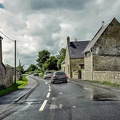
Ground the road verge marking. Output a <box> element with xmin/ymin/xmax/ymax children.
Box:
<box><xmin>39</xmin><ymin>100</ymin><xmax>47</xmax><ymax>111</ymax></box>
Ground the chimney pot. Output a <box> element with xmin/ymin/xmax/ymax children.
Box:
<box><xmin>67</xmin><ymin>36</ymin><xmax>70</xmax><ymax>46</ymax></box>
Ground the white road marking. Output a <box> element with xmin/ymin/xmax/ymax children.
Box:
<box><xmin>59</xmin><ymin>92</ymin><xmax>63</xmax><ymax>95</ymax></box>
<box><xmin>45</xmin><ymin>82</ymin><xmax>48</xmax><ymax>84</ymax></box>
<box><xmin>73</xmin><ymin>106</ymin><xmax>76</xmax><ymax>108</ymax></box>
<box><xmin>47</xmin><ymin>92</ymin><xmax>50</xmax><ymax>98</ymax></box>
<box><xmin>39</xmin><ymin>100</ymin><xmax>47</xmax><ymax>111</ymax></box>
<box><xmin>49</xmin><ymin>89</ymin><xmax>51</xmax><ymax>92</ymax></box>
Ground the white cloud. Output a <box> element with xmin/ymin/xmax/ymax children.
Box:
<box><xmin>0</xmin><ymin>0</ymin><xmax>120</xmax><ymax>69</ymax></box>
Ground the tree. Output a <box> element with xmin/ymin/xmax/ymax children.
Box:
<box><xmin>57</xmin><ymin>48</ymin><xmax>66</xmax><ymax>69</ymax></box>
<box><xmin>26</xmin><ymin>64</ymin><xmax>38</xmax><ymax>72</ymax></box>
<box><xmin>42</xmin><ymin>56</ymin><xmax>58</xmax><ymax>71</ymax></box>
<box><xmin>5</xmin><ymin>64</ymin><xmax>12</xmax><ymax>68</ymax></box>
<box><xmin>36</xmin><ymin>50</ymin><xmax>50</xmax><ymax>68</ymax></box>
<box><xmin>17</xmin><ymin>62</ymin><xmax>24</xmax><ymax>74</ymax></box>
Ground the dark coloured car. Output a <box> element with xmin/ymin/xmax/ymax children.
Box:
<box><xmin>43</xmin><ymin>71</ymin><xmax>53</xmax><ymax>79</ymax></box>
<box><xmin>51</xmin><ymin>71</ymin><xmax>67</xmax><ymax>84</ymax></box>
<box><xmin>34</xmin><ymin>73</ymin><xmax>39</xmax><ymax>76</ymax></box>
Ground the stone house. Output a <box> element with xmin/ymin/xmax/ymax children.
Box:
<box><xmin>82</xmin><ymin>18</ymin><xmax>120</xmax><ymax>83</ymax></box>
<box><xmin>63</xmin><ymin>36</ymin><xmax>89</xmax><ymax>79</ymax></box>
<box><xmin>61</xmin><ymin>59</ymin><xmax>65</xmax><ymax>72</ymax></box>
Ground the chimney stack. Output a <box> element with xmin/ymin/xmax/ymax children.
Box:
<box><xmin>67</xmin><ymin>36</ymin><xmax>70</xmax><ymax>46</ymax></box>
<box><xmin>75</xmin><ymin>37</ymin><xmax>77</xmax><ymax>42</ymax></box>
<box><xmin>0</xmin><ymin>36</ymin><xmax>3</xmax><ymax>63</ymax></box>
<box><xmin>102</xmin><ymin>21</ymin><xmax>105</xmax><ymax>27</ymax></box>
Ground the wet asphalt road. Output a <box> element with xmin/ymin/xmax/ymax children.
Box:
<box><xmin>1</xmin><ymin>75</ymin><xmax>120</xmax><ymax>120</ymax></box>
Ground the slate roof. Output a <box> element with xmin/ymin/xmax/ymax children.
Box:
<box><xmin>83</xmin><ymin>18</ymin><xmax>119</xmax><ymax>53</ymax></box>
<box><xmin>69</xmin><ymin>41</ymin><xmax>89</xmax><ymax>58</ymax></box>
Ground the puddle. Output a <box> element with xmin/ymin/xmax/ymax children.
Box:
<box><xmin>92</xmin><ymin>93</ymin><xmax>118</xmax><ymax>101</ymax></box>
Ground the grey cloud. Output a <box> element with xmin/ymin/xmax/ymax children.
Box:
<box><xmin>2</xmin><ymin>0</ymin><xmax>120</xmax><ymax>69</ymax></box>
<box><xmin>0</xmin><ymin>3</ymin><xmax>5</xmax><ymax>9</ymax></box>
<box><xmin>4</xmin><ymin>0</ymin><xmax>88</xmax><ymax>14</ymax></box>
<box><xmin>30</xmin><ymin>0</ymin><xmax>87</xmax><ymax>10</ymax></box>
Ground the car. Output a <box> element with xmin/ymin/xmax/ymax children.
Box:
<box><xmin>51</xmin><ymin>71</ymin><xmax>67</xmax><ymax>84</ymax></box>
<box><xmin>43</xmin><ymin>71</ymin><xmax>53</xmax><ymax>79</ymax></box>
<box><xmin>34</xmin><ymin>73</ymin><xmax>39</xmax><ymax>76</ymax></box>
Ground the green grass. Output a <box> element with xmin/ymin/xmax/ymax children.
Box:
<box><xmin>90</xmin><ymin>80</ymin><xmax>120</xmax><ymax>87</ymax></box>
<box><xmin>0</xmin><ymin>74</ymin><xmax>28</xmax><ymax>97</ymax></box>
<box><xmin>39</xmin><ymin>72</ymin><xmax>44</xmax><ymax>77</ymax></box>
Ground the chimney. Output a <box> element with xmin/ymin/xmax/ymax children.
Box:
<box><xmin>75</xmin><ymin>37</ymin><xmax>77</xmax><ymax>42</ymax></box>
<box><xmin>102</xmin><ymin>21</ymin><xmax>105</xmax><ymax>27</ymax></box>
<box><xmin>67</xmin><ymin>36</ymin><xmax>70</xmax><ymax>46</ymax></box>
<box><xmin>0</xmin><ymin>36</ymin><xmax>3</xmax><ymax>63</ymax></box>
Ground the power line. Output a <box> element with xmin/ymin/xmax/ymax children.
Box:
<box><xmin>0</xmin><ymin>29</ymin><xmax>17</xmax><ymax>83</ymax></box>
<box><xmin>0</xmin><ymin>31</ymin><xmax>15</xmax><ymax>42</ymax></box>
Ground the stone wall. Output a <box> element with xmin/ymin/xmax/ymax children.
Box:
<box><xmin>72</xmin><ymin>70</ymin><xmax>79</xmax><ymax>79</ymax></box>
<box><xmin>93</xmin><ymin>71</ymin><xmax>120</xmax><ymax>84</ymax></box>
<box><xmin>70</xmin><ymin>58</ymin><xmax>83</xmax><ymax>79</ymax></box>
<box><xmin>61</xmin><ymin>63</ymin><xmax>65</xmax><ymax>72</ymax></box>
<box><xmin>0</xmin><ymin>37</ymin><xmax>18</xmax><ymax>87</ymax></box>
<box><xmin>93</xmin><ymin>55</ymin><xmax>120</xmax><ymax>71</ymax></box>
<box><xmin>82</xmin><ymin>52</ymin><xmax>93</xmax><ymax>80</ymax></box>
<box><xmin>0</xmin><ymin>63</ymin><xmax>6</xmax><ymax>85</ymax></box>
<box><xmin>70</xmin><ymin>58</ymin><xmax>83</xmax><ymax>70</ymax></box>
<box><xmin>0</xmin><ymin>65</ymin><xmax>18</xmax><ymax>87</ymax></box>
<box><xmin>92</xmin><ymin>19</ymin><xmax>120</xmax><ymax>56</ymax></box>
<box><xmin>4</xmin><ymin>67</ymin><xmax>15</xmax><ymax>87</ymax></box>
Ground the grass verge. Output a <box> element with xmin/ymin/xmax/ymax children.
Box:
<box><xmin>89</xmin><ymin>80</ymin><xmax>120</xmax><ymax>87</ymax></box>
<box><xmin>0</xmin><ymin>74</ymin><xmax>28</xmax><ymax>97</ymax></box>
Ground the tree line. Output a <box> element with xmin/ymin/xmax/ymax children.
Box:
<box><xmin>25</xmin><ymin>48</ymin><xmax>66</xmax><ymax>73</ymax></box>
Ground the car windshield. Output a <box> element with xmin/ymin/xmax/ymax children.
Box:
<box><xmin>55</xmin><ymin>72</ymin><xmax>65</xmax><ymax>75</ymax></box>
<box><xmin>46</xmin><ymin>72</ymin><xmax>52</xmax><ymax>74</ymax></box>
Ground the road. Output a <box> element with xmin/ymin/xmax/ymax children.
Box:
<box><xmin>1</xmin><ymin>75</ymin><xmax>120</xmax><ymax>120</ymax></box>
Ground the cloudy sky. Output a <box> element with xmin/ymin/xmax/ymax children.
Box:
<box><xmin>0</xmin><ymin>0</ymin><xmax>120</xmax><ymax>69</ymax></box>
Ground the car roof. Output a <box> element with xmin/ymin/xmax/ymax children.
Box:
<box><xmin>54</xmin><ymin>71</ymin><xmax>66</xmax><ymax>74</ymax></box>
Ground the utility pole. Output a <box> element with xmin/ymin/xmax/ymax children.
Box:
<box><xmin>14</xmin><ymin>40</ymin><xmax>16</xmax><ymax>83</ymax></box>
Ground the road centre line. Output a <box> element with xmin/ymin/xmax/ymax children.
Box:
<box><xmin>39</xmin><ymin>100</ymin><xmax>47</xmax><ymax>111</ymax></box>
<box><xmin>47</xmin><ymin>92</ymin><xmax>50</xmax><ymax>98</ymax></box>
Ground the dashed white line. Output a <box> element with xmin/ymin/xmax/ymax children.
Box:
<box><xmin>47</xmin><ymin>92</ymin><xmax>50</xmax><ymax>98</ymax></box>
<box><xmin>39</xmin><ymin>100</ymin><xmax>47</xmax><ymax>111</ymax></box>
<box><xmin>73</xmin><ymin>106</ymin><xmax>76</xmax><ymax>108</ymax></box>
<box><xmin>45</xmin><ymin>82</ymin><xmax>48</xmax><ymax>84</ymax></box>
<box><xmin>59</xmin><ymin>92</ymin><xmax>63</xmax><ymax>95</ymax></box>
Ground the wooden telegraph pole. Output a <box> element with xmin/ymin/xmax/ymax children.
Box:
<box><xmin>14</xmin><ymin>40</ymin><xmax>16</xmax><ymax>83</ymax></box>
